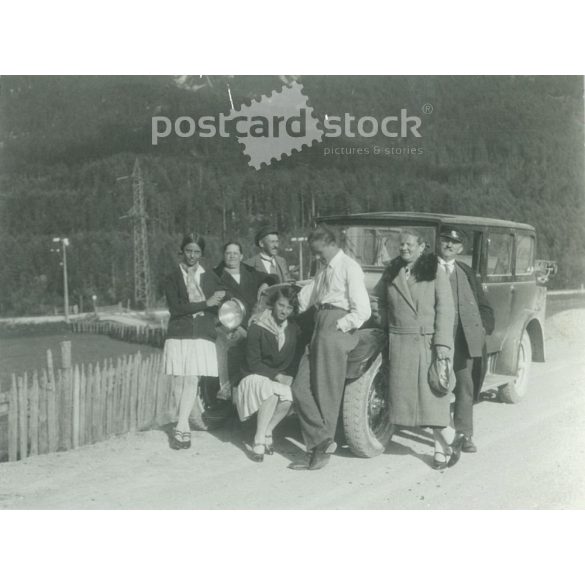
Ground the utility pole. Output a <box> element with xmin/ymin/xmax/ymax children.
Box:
<box><xmin>290</xmin><ymin>236</ymin><xmax>308</xmax><ymax>280</ymax></box>
<box><xmin>52</xmin><ymin>237</ymin><xmax>70</xmax><ymax>322</ymax></box>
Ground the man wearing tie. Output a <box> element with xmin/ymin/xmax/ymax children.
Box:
<box><xmin>289</xmin><ymin>225</ymin><xmax>371</xmax><ymax>470</ymax></box>
<box><xmin>245</xmin><ymin>226</ymin><xmax>292</xmax><ymax>283</ymax></box>
<box><xmin>438</xmin><ymin>227</ymin><xmax>495</xmax><ymax>454</ymax></box>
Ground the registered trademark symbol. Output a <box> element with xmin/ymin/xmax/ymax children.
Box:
<box><xmin>422</xmin><ymin>103</ymin><xmax>433</xmax><ymax>115</ymax></box>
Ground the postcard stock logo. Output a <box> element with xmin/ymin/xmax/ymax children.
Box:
<box><xmin>152</xmin><ymin>81</ymin><xmax>423</xmax><ymax>169</ymax></box>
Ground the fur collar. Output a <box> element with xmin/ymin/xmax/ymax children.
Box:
<box><xmin>382</xmin><ymin>253</ymin><xmax>439</xmax><ymax>283</ymax></box>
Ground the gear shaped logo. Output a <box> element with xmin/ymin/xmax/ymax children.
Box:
<box><xmin>225</xmin><ymin>82</ymin><xmax>323</xmax><ymax>169</ymax></box>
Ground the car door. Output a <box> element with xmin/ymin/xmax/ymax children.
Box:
<box><xmin>483</xmin><ymin>229</ymin><xmax>515</xmax><ymax>353</ymax></box>
<box><xmin>510</xmin><ymin>231</ymin><xmax>538</xmax><ymax>326</ymax></box>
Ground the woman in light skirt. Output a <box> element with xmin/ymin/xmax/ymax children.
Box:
<box><xmin>162</xmin><ymin>233</ymin><xmax>225</xmax><ymax>450</ymax></box>
<box><xmin>234</xmin><ymin>286</ymin><xmax>301</xmax><ymax>462</ymax></box>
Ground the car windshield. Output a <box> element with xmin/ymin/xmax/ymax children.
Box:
<box><xmin>332</xmin><ymin>224</ymin><xmax>437</xmax><ymax>268</ymax></box>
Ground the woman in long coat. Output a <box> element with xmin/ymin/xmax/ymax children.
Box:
<box><xmin>163</xmin><ymin>233</ymin><xmax>225</xmax><ymax>450</ymax></box>
<box><xmin>373</xmin><ymin>229</ymin><xmax>457</xmax><ymax>469</ymax></box>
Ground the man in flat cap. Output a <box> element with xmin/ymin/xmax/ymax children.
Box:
<box><xmin>438</xmin><ymin>227</ymin><xmax>495</xmax><ymax>455</ymax></box>
<box><xmin>245</xmin><ymin>226</ymin><xmax>292</xmax><ymax>283</ymax></box>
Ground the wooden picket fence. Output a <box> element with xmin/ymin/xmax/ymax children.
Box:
<box><xmin>1</xmin><ymin>341</ymin><xmax>173</xmax><ymax>463</ymax></box>
<box><xmin>71</xmin><ymin>319</ymin><xmax>166</xmax><ymax>348</ymax></box>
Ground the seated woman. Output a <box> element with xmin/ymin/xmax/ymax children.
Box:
<box><xmin>234</xmin><ymin>286</ymin><xmax>300</xmax><ymax>462</ymax></box>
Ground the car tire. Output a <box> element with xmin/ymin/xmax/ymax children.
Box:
<box><xmin>342</xmin><ymin>353</ymin><xmax>395</xmax><ymax>458</ymax></box>
<box><xmin>189</xmin><ymin>378</ymin><xmax>233</xmax><ymax>431</ymax></box>
<box><xmin>499</xmin><ymin>330</ymin><xmax>533</xmax><ymax>404</ymax></box>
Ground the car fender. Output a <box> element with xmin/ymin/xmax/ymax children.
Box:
<box><xmin>492</xmin><ymin>310</ymin><xmax>545</xmax><ymax>376</ymax></box>
<box><xmin>346</xmin><ymin>328</ymin><xmax>386</xmax><ymax>380</ymax></box>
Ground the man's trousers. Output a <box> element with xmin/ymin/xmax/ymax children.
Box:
<box><xmin>292</xmin><ymin>308</ymin><xmax>359</xmax><ymax>451</ymax></box>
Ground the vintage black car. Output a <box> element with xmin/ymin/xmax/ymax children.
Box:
<box><xmin>314</xmin><ymin>212</ymin><xmax>553</xmax><ymax>457</ymax></box>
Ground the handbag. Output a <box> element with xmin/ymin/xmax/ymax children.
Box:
<box><xmin>428</xmin><ymin>356</ymin><xmax>456</xmax><ymax>397</ymax></box>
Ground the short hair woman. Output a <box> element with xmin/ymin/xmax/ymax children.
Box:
<box><xmin>234</xmin><ymin>286</ymin><xmax>301</xmax><ymax>462</ymax></box>
<box><xmin>372</xmin><ymin>229</ymin><xmax>458</xmax><ymax>470</ymax></box>
<box><xmin>213</xmin><ymin>241</ymin><xmax>278</xmax><ymax>400</ymax></box>
<box><xmin>162</xmin><ymin>233</ymin><xmax>225</xmax><ymax>450</ymax></box>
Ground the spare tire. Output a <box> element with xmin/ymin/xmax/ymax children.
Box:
<box><xmin>342</xmin><ymin>353</ymin><xmax>394</xmax><ymax>458</ymax></box>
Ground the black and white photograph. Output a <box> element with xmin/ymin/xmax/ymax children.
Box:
<box><xmin>1</xmin><ymin>71</ymin><xmax>582</xmax><ymax>511</ymax></box>
<box><xmin>1</xmin><ymin>10</ymin><xmax>585</xmax><ymax>585</ymax></box>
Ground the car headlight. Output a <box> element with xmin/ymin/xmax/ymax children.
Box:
<box><xmin>218</xmin><ymin>298</ymin><xmax>247</xmax><ymax>330</ymax></box>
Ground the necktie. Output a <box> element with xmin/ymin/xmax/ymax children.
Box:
<box><xmin>269</xmin><ymin>258</ymin><xmax>278</xmax><ymax>275</ymax></box>
<box><xmin>317</xmin><ymin>265</ymin><xmax>330</xmax><ymax>302</ymax></box>
<box><xmin>404</xmin><ymin>265</ymin><xmax>411</xmax><ymax>280</ymax></box>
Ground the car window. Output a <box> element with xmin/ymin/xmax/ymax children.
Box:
<box><xmin>338</xmin><ymin>225</ymin><xmax>436</xmax><ymax>267</ymax></box>
<box><xmin>454</xmin><ymin>230</ymin><xmax>482</xmax><ymax>270</ymax></box>
<box><xmin>515</xmin><ymin>233</ymin><xmax>535</xmax><ymax>275</ymax></box>
<box><xmin>487</xmin><ymin>232</ymin><xmax>513</xmax><ymax>276</ymax></box>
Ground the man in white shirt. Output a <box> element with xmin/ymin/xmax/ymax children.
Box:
<box><xmin>289</xmin><ymin>225</ymin><xmax>371</xmax><ymax>470</ymax></box>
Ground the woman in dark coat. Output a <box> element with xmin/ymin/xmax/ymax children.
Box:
<box><xmin>214</xmin><ymin>242</ymin><xmax>277</xmax><ymax>327</ymax></box>
<box><xmin>162</xmin><ymin>233</ymin><xmax>225</xmax><ymax>450</ymax></box>
<box><xmin>213</xmin><ymin>242</ymin><xmax>277</xmax><ymax>400</ymax></box>
<box><xmin>372</xmin><ymin>229</ymin><xmax>457</xmax><ymax>470</ymax></box>
<box><xmin>234</xmin><ymin>286</ymin><xmax>300</xmax><ymax>462</ymax></box>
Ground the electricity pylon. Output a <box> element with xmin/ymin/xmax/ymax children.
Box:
<box><xmin>120</xmin><ymin>158</ymin><xmax>153</xmax><ymax>309</ymax></box>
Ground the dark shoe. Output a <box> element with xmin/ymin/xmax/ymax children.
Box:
<box><xmin>447</xmin><ymin>434</ymin><xmax>465</xmax><ymax>468</ymax></box>
<box><xmin>180</xmin><ymin>431</ymin><xmax>191</xmax><ymax>449</ymax></box>
<box><xmin>431</xmin><ymin>452</ymin><xmax>448</xmax><ymax>470</ymax></box>
<box><xmin>462</xmin><ymin>436</ymin><xmax>477</xmax><ymax>453</ymax></box>
<box><xmin>249</xmin><ymin>443</ymin><xmax>265</xmax><ymax>463</ymax></box>
<box><xmin>309</xmin><ymin>451</ymin><xmax>331</xmax><ymax>471</ymax></box>
<box><xmin>265</xmin><ymin>435</ymin><xmax>274</xmax><ymax>456</ymax></box>
<box><xmin>170</xmin><ymin>430</ymin><xmax>183</xmax><ymax>450</ymax></box>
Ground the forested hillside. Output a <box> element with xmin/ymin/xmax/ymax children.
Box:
<box><xmin>0</xmin><ymin>76</ymin><xmax>583</xmax><ymax>315</ymax></box>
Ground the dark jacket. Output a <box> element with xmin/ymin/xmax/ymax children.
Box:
<box><xmin>213</xmin><ymin>262</ymin><xmax>277</xmax><ymax>327</ymax></box>
<box><xmin>241</xmin><ymin>321</ymin><xmax>301</xmax><ymax>381</ymax></box>
<box><xmin>164</xmin><ymin>265</ymin><xmax>222</xmax><ymax>342</ymax></box>
<box><xmin>454</xmin><ymin>260</ymin><xmax>495</xmax><ymax>400</ymax></box>
<box><xmin>244</xmin><ymin>254</ymin><xmax>291</xmax><ymax>283</ymax></box>
<box><xmin>455</xmin><ymin>261</ymin><xmax>495</xmax><ymax>335</ymax></box>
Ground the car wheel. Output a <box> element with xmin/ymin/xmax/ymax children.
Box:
<box><xmin>342</xmin><ymin>354</ymin><xmax>395</xmax><ymax>458</ymax></box>
<box><xmin>499</xmin><ymin>330</ymin><xmax>533</xmax><ymax>404</ymax></box>
<box><xmin>189</xmin><ymin>378</ymin><xmax>233</xmax><ymax>431</ymax></box>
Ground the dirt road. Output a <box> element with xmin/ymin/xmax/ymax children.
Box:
<box><xmin>1</xmin><ymin>310</ymin><xmax>584</xmax><ymax>509</ymax></box>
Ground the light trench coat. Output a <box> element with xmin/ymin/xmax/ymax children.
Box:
<box><xmin>373</xmin><ymin>262</ymin><xmax>455</xmax><ymax>428</ymax></box>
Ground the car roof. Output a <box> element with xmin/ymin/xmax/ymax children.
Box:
<box><xmin>317</xmin><ymin>211</ymin><xmax>535</xmax><ymax>231</ymax></box>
